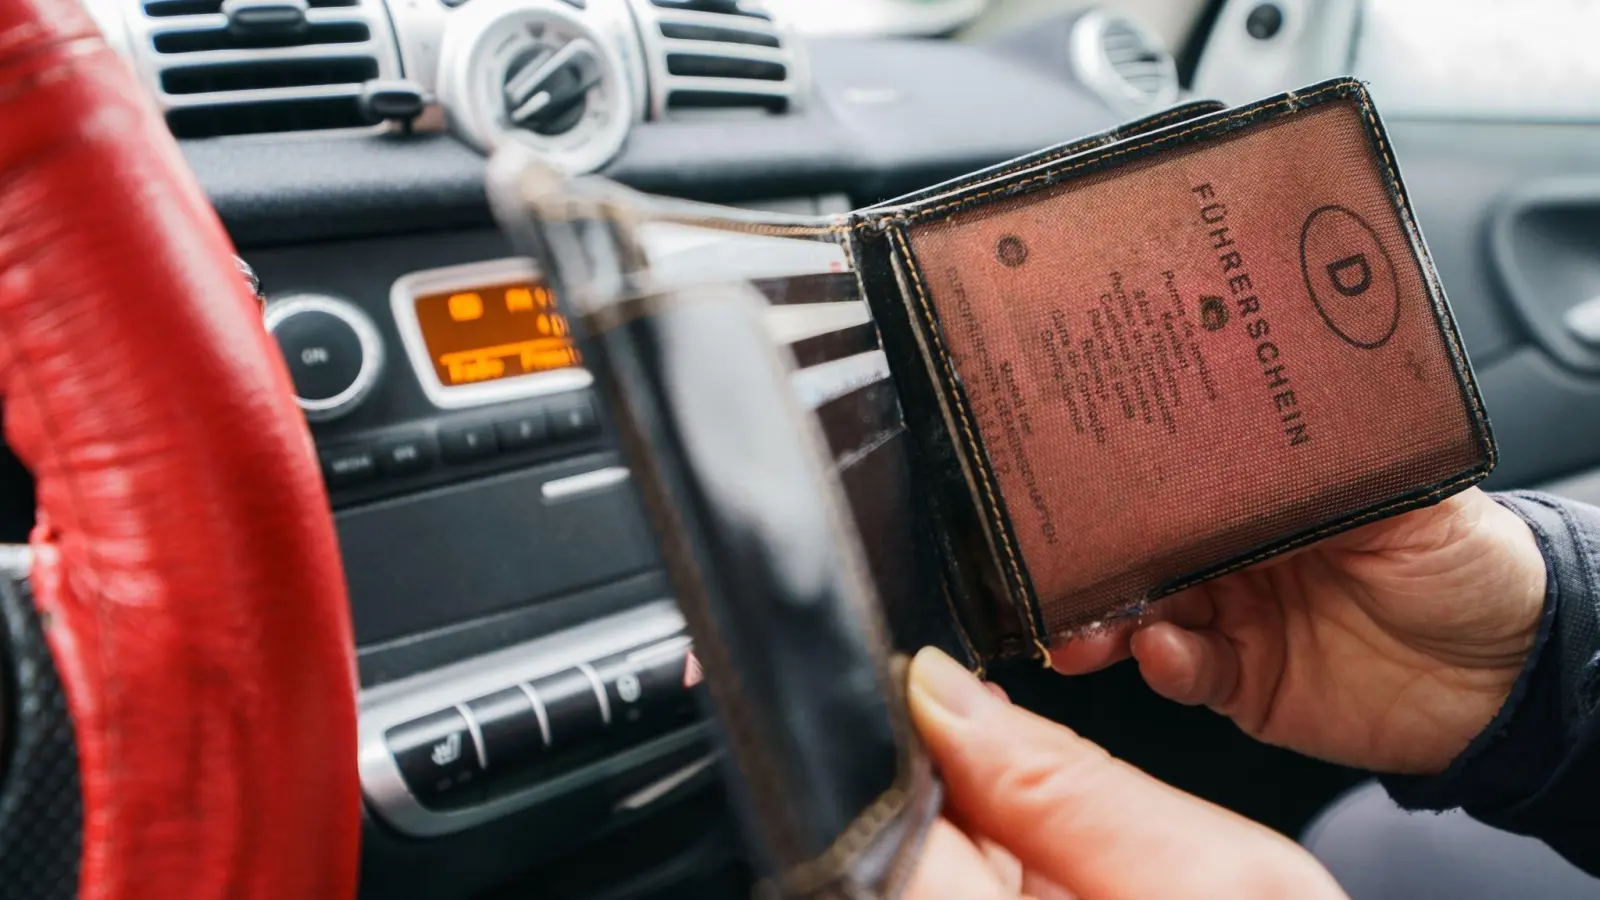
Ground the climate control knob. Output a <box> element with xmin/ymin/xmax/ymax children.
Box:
<box><xmin>263</xmin><ymin>294</ymin><xmax>384</xmax><ymax>422</ymax></box>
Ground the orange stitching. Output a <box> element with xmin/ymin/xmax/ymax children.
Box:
<box><xmin>890</xmin><ymin>78</ymin><xmax>1495</xmax><ymax>650</ymax></box>
<box><xmin>889</xmin><ymin>227</ymin><xmax>1045</xmax><ymax>653</ymax></box>
<box><xmin>908</xmin><ymin>81</ymin><xmax>1355</xmax><ymax>224</ymax></box>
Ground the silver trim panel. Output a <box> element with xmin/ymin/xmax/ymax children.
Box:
<box><xmin>613</xmin><ymin>754</ymin><xmax>715</xmax><ymax>812</ymax></box>
<box><xmin>389</xmin><ymin>257</ymin><xmax>595</xmax><ymax>410</ymax></box>
<box><xmin>541</xmin><ymin>466</ymin><xmax>631</xmax><ymax>501</ymax></box>
<box><xmin>359</xmin><ymin>600</ymin><xmax>691</xmax><ymax>837</ymax></box>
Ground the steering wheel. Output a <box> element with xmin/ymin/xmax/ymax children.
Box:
<box><xmin>0</xmin><ymin>2</ymin><xmax>361</xmax><ymax>896</ymax></box>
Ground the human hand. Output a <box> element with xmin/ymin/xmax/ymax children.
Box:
<box><xmin>903</xmin><ymin>647</ymin><xmax>1347</xmax><ymax>900</ymax></box>
<box><xmin>1050</xmin><ymin>487</ymin><xmax>1546</xmax><ymax>774</ymax></box>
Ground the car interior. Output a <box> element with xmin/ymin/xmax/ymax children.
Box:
<box><xmin>2</xmin><ymin>0</ymin><xmax>1599</xmax><ymax>897</ymax></box>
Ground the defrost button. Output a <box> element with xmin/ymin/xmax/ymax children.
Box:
<box><xmin>466</xmin><ymin>686</ymin><xmax>550</xmax><ymax>780</ymax></box>
<box><xmin>529</xmin><ymin>667</ymin><xmax>608</xmax><ymax>750</ymax></box>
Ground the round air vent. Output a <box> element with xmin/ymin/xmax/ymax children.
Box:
<box><xmin>1070</xmin><ymin>9</ymin><xmax>1178</xmax><ymax>116</ymax></box>
<box><xmin>437</xmin><ymin>0</ymin><xmax>635</xmax><ymax>173</ymax></box>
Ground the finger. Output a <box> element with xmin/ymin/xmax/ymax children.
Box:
<box><xmin>902</xmin><ymin>819</ymin><xmax>1014</xmax><ymax>900</ymax></box>
<box><xmin>1046</xmin><ymin>619</ymin><xmax>1138</xmax><ymax>674</ymax></box>
<box><xmin>1048</xmin><ymin>589</ymin><xmax>1215</xmax><ymax>675</ymax></box>
<box><xmin>1022</xmin><ymin>871</ymin><xmax>1079</xmax><ymax>900</ymax></box>
<box><xmin>975</xmin><ymin>835</ymin><xmax>1023</xmax><ymax>893</ymax></box>
<box><xmin>1129</xmin><ymin>623</ymin><xmax>1241</xmax><ymax>708</ymax></box>
<box><xmin>986</xmin><ymin>682</ymin><xmax>1010</xmax><ymax>704</ymax></box>
<box><xmin>909</xmin><ymin>647</ymin><xmax>1342</xmax><ymax>899</ymax></box>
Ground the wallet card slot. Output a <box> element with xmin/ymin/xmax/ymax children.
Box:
<box><xmin>754</xmin><ymin>270</ymin><xmax>862</xmax><ymax>306</ymax></box>
<box><xmin>883</xmin><ymin>78</ymin><xmax>1494</xmax><ymax>639</ymax></box>
<box><xmin>790</xmin><ymin>321</ymin><xmax>880</xmax><ymax>370</ymax></box>
<box><xmin>579</xmin><ymin>284</ymin><xmax>920</xmax><ymax>880</ymax></box>
<box><xmin>488</xmin><ymin>160</ymin><xmax>936</xmax><ymax>895</ymax></box>
<box><xmin>887</xmin><ymin>225</ymin><xmax>1052</xmax><ymax>658</ymax></box>
<box><xmin>850</xmin><ymin>223</ymin><xmax>1041</xmax><ymax>661</ymax></box>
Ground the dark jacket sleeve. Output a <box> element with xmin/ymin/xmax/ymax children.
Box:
<box><xmin>1381</xmin><ymin>490</ymin><xmax>1600</xmax><ymax>876</ymax></box>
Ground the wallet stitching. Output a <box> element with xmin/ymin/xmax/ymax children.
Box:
<box><xmin>1053</xmin><ymin>84</ymin><xmax>1495</xmax><ymax>625</ymax></box>
<box><xmin>1149</xmin><ymin>465</ymin><xmax>1491</xmax><ymax>608</ymax></box>
<box><xmin>876</xmin><ymin>77</ymin><xmax>1498</xmax><ymax>652</ymax></box>
<box><xmin>872</xmin><ymin>102</ymin><xmax>1229</xmax><ymax>217</ymax></box>
<box><xmin>976</xmin><ymin>102</ymin><xmax>1225</xmax><ymax>186</ymax></box>
<box><xmin>904</xmin><ymin>80</ymin><xmax>1355</xmax><ymax>224</ymax></box>
<box><xmin>889</xmin><ymin>226</ymin><xmax>1047</xmax><ymax>655</ymax></box>
<box><xmin>845</xmin><ymin>226</ymin><xmax>1015</xmax><ymax>658</ymax></box>
<box><xmin>1356</xmin><ymin>99</ymin><xmax>1496</xmax><ymax>469</ymax></box>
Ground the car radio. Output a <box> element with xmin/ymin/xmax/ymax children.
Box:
<box><xmin>262</xmin><ymin>255</ymin><xmax>603</xmax><ymax>510</ymax></box>
<box><xmin>246</xmin><ymin>230</ymin><xmax>701</xmax><ymax>841</ymax></box>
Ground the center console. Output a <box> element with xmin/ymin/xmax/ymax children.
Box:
<box><xmin>245</xmin><ymin>230</ymin><xmax>719</xmax><ymax>888</ymax></box>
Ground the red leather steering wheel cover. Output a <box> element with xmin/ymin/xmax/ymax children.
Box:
<box><xmin>0</xmin><ymin>2</ymin><xmax>361</xmax><ymax>897</ymax></box>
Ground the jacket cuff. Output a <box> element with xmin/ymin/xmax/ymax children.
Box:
<box><xmin>1381</xmin><ymin>491</ymin><xmax>1594</xmax><ymax>812</ymax></box>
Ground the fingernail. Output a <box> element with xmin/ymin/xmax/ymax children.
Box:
<box><xmin>910</xmin><ymin>647</ymin><xmax>993</xmax><ymax>718</ymax></box>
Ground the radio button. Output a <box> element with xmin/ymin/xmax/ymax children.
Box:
<box><xmin>320</xmin><ymin>446</ymin><xmax>378</xmax><ymax>487</ymax></box>
<box><xmin>529</xmin><ymin>667</ymin><xmax>608</xmax><ymax>750</ymax></box>
<box><xmin>466</xmin><ymin>687</ymin><xmax>548</xmax><ymax>778</ymax></box>
<box><xmin>375</xmin><ymin>436</ymin><xmax>435</xmax><ymax>476</ymax></box>
<box><xmin>263</xmin><ymin>294</ymin><xmax>383</xmax><ymax>423</ymax></box>
<box><xmin>386</xmin><ymin>708</ymin><xmax>485</xmax><ymax>810</ymax></box>
<box><xmin>496</xmin><ymin>411</ymin><xmax>549</xmax><ymax>451</ymax></box>
<box><xmin>439</xmin><ymin>422</ymin><xmax>499</xmax><ymax>463</ymax></box>
<box><xmin>592</xmin><ymin>640</ymin><xmax>696</xmax><ymax>732</ymax></box>
<box><xmin>549</xmin><ymin>394</ymin><xmax>598</xmax><ymax>441</ymax></box>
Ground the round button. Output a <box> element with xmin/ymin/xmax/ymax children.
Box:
<box><xmin>436</xmin><ymin>0</ymin><xmax>634</xmax><ymax>173</ymax></box>
<box><xmin>1245</xmin><ymin>3</ymin><xmax>1285</xmax><ymax>40</ymax></box>
<box><xmin>264</xmin><ymin>294</ymin><xmax>384</xmax><ymax>422</ymax></box>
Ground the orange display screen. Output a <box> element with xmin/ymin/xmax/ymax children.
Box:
<box><xmin>414</xmin><ymin>280</ymin><xmax>581</xmax><ymax>386</ymax></box>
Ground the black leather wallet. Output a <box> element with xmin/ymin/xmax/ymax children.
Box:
<box><xmin>488</xmin><ymin>78</ymin><xmax>1495</xmax><ymax>899</ymax></box>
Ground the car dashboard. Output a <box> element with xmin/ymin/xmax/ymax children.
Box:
<box><xmin>54</xmin><ymin>0</ymin><xmax>1600</xmax><ymax>897</ymax></box>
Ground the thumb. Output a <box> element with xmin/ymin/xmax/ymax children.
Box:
<box><xmin>907</xmin><ymin>648</ymin><xmax>1344</xmax><ymax>900</ymax></box>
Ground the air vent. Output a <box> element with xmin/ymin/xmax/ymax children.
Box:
<box><xmin>626</xmin><ymin>0</ymin><xmax>805</xmax><ymax>117</ymax></box>
<box><xmin>1070</xmin><ymin>10</ymin><xmax>1178</xmax><ymax>116</ymax></box>
<box><xmin>125</xmin><ymin>0</ymin><xmax>401</xmax><ymax>138</ymax></box>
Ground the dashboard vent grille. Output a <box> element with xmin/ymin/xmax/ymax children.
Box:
<box><xmin>628</xmin><ymin>0</ymin><xmax>804</xmax><ymax>117</ymax></box>
<box><xmin>127</xmin><ymin>0</ymin><xmax>400</xmax><ymax>138</ymax></box>
<box><xmin>1070</xmin><ymin>11</ymin><xmax>1178</xmax><ymax>116</ymax></box>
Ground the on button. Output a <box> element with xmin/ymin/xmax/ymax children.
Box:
<box><xmin>264</xmin><ymin>294</ymin><xmax>384</xmax><ymax>422</ymax></box>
